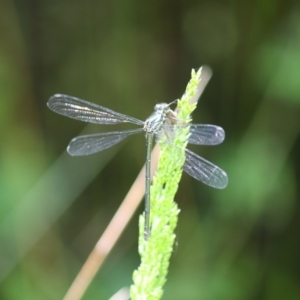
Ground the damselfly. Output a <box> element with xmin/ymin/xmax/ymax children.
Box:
<box><xmin>47</xmin><ymin>94</ymin><xmax>228</xmax><ymax>240</ymax></box>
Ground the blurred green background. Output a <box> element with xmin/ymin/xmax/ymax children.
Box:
<box><xmin>1</xmin><ymin>0</ymin><xmax>300</xmax><ymax>299</ymax></box>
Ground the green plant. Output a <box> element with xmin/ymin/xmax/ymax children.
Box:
<box><xmin>130</xmin><ymin>69</ymin><xmax>201</xmax><ymax>300</ymax></box>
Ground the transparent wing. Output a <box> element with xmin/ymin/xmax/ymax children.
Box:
<box><xmin>188</xmin><ymin>124</ymin><xmax>225</xmax><ymax>145</ymax></box>
<box><xmin>160</xmin><ymin>124</ymin><xmax>225</xmax><ymax>145</ymax></box>
<box><xmin>183</xmin><ymin>148</ymin><xmax>228</xmax><ymax>189</ymax></box>
<box><xmin>47</xmin><ymin>94</ymin><xmax>144</xmax><ymax>126</ymax></box>
<box><xmin>67</xmin><ymin>128</ymin><xmax>143</xmax><ymax>156</ymax></box>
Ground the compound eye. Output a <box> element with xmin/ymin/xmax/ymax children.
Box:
<box><xmin>154</xmin><ymin>104</ymin><xmax>160</xmax><ymax>110</ymax></box>
<box><xmin>154</xmin><ymin>103</ymin><xmax>163</xmax><ymax>111</ymax></box>
<box><xmin>155</xmin><ymin>103</ymin><xmax>169</xmax><ymax>111</ymax></box>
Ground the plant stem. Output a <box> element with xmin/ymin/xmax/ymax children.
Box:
<box><xmin>130</xmin><ymin>68</ymin><xmax>202</xmax><ymax>300</ymax></box>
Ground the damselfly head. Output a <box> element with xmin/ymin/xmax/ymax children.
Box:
<box><xmin>154</xmin><ymin>99</ymin><xmax>178</xmax><ymax>114</ymax></box>
<box><xmin>154</xmin><ymin>103</ymin><xmax>169</xmax><ymax>112</ymax></box>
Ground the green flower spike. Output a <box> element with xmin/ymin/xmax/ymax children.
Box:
<box><xmin>130</xmin><ymin>68</ymin><xmax>201</xmax><ymax>300</ymax></box>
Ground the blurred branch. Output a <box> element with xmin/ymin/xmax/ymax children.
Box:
<box><xmin>108</xmin><ymin>287</ymin><xmax>130</xmax><ymax>300</ymax></box>
<box><xmin>0</xmin><ymin>147</ymin><xmax>116</xmax><ymax>282</ymax></box>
